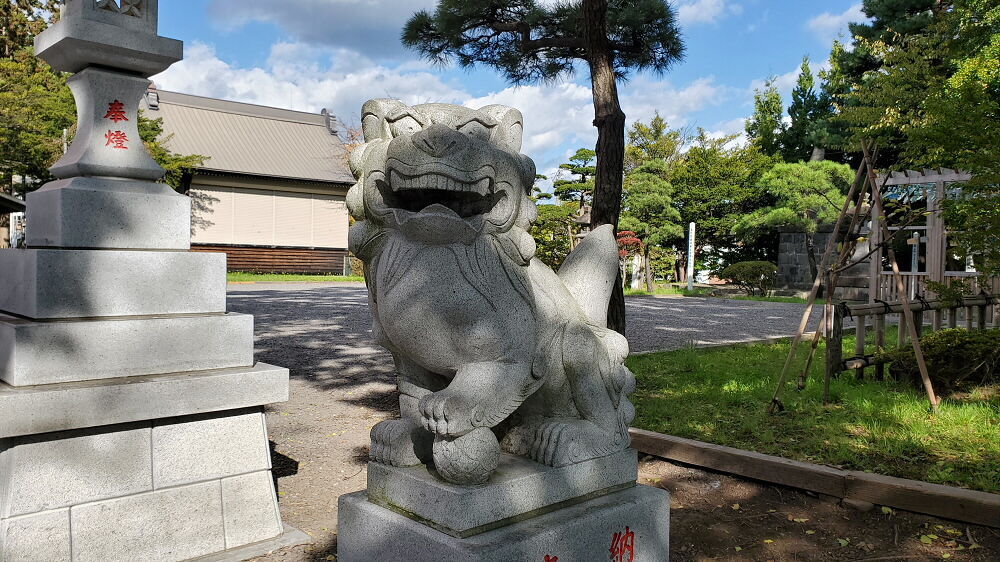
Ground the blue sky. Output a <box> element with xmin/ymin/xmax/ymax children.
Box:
<box><xmin>152</xmin><ymin>1</ymin><xmax>867</xmax><ymax>184</ymax></box>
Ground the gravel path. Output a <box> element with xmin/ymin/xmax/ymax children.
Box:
<box><xmin>225</xmin><ymin>282</ymin><xmax>823</xmax><ymax>559</ymax></box>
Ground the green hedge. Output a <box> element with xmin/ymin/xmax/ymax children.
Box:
<box><xmin>882</xmin><ymin>328</ymin><xmax>1000</xmax><ymax>392</ymax></box>
<box><xmin>718</xmin><ymin>261</ymin><xmax>777</xmax><ymax>296</ymax></box>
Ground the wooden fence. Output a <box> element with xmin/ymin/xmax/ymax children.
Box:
<box><xmin>827</xmin><ymin>294</ymin><xmax>1000</xmax><ymax>381</ymax></box>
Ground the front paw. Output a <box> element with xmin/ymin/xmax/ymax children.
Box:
<box><xmin>370</xmin><ymin>419</ymin><xmax>429</xmax><ymax>467</ymax></box>
<box><xmin>419</xmin><ymin>391</ymin><xmax>475</xmax><ymax>437</ymax></box>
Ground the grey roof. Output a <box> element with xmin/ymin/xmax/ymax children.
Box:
<box><xmin>0</xmin><ymin>192</ymin><xmax>26</xmax><ymax>214</ymax></box>
<box><xmin>143</xmin><ymin>90</ymin><xmax>355</xmax><ymax>185</ymax></box>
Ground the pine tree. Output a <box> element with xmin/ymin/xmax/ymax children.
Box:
<box><xmin>745</xmin><ymin>78</ymin><xmax>785</xmax><ymax>157</ymax></box>
<box><xmin>781</xmin><ymin>57</ymin><xmax>838</xmax><ymax>163</ymax></box>
<box><xmin>402</xmin><ymin>0</ymin><xmax>685</xmax><ymax>332</ymax></box>
<box><xmin>552</xmin><ymin>148</ymin><xmax>596</xmax><ymax>208</ymax></box>
<box><xmin>625</xmin><ymin>111</ymin><xmax>683</xmax><ymax>172</ymax></box>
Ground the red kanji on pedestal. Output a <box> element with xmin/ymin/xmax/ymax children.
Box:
<box><xmin>609</xmin><ymin>526</ymin><xmax>636</xmax><ymax>562</ymax></box>
<box><xmin>105</xmin><ymin>130</ymin><xmax>129</xmax><ymax>149</ymax></box>
<box><xmin>104</xmin><ymin>100</ymin><xmax>129</xmax><ymax>123</ymax></box>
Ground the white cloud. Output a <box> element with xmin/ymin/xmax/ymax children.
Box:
<box><xmin>152</xmin><ymin>42</ymin><xmax>468</xmax><ymax>125</ymax></box>
<box><xmin>207</xmin><ymin>0</ymin><xmax>437</xmax><ymax>56</ymax></box>
<box><xmin>676</xmin><ymin>0</ymin><xmax>743</xmax><ymax>26</ymax></box>
<box><xmin>807</xmin><ymin>3</ymin><xmax>867</xmax><ymax>44</ymax></box>
<box><xmin>464</xmin><ymin>76</ymin><xmax>730</xmax><ymax>162</ymax></box>
<box><xmin>464</xmin><ymin>82</ymin><xmax>596</xmax><ymax>155</ymax></box>
<box><xmin>154</xmin><ymin>39</ymin><xmax>731</xmax><ymax>189</ymax></box>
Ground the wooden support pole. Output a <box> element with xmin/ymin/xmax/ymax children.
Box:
<box><xmin>875</xmin><ymin>314</ymin><xmax>886</xmax><ymax>380</ymax></box>
<box><xmin>965</xmin><ymin>307</ymin><xmax>973</xmax><ymax>330</ymax></box>
<box><xmin>979</xmin><ymin>305</ymin><xmax>988</xmax><ymax>330</ymax></box>
<box><xmin>897</xmin><ymin>313</ymin><xmax>907</xmax><ymax>348</ymax></box>
<box><xmin>855</xmin><ymin>314</ymin><xmax>866</xmax><ymax>380</ymax></box>
<box><xmin>863</xmin><ymin>142</ymin><xmax>939</xmax><ymax>412</ymax></box>
<box><xmin>948</xmin><ymin>308</ymin><xmax>958</xmax><ymax>329</ymax></box>
<box><xmin>913</xmin><ymin>310</ymin><xmax>924</xmax><ymax>339</ymax></box>
<box><xmin>824</xmin><ymin>301</ymin><xmax>844</xmax><ymax>404</ymax></box>
<box><xmin>768</xmin><ymin>159</ymin><xmax>870</xmax><ymax>412</ymax></box>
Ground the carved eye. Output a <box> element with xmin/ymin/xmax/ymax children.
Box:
<box><xmin>388</xmin><ymin>115</ymin><xmax>424</xmax><ymax>137</ymax></box>
<box><xmin>457</xmin><ymin>118</ymin><xmax>495</xmax><ymax>143</ymax></box>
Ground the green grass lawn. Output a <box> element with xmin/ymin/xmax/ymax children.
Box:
<box><xmin>722</xmin><ymin>294</ymin><xmax>809</xmax><ymax>304</ymax></box>
<box><xmin>624</xmin><ymin>286</ymin><xmax>712</xmax><ymax>297</ymax></box>
<box><xmin>226</xmin><ymin>272</ymin><xmax>365</xmax><ymax>283</ymax></box>
<box><xmin>627</xmin><ymin>332</ymin><xmax>1000</xmax><ymax>493</ymax></box>
<box><xmin>624</xmin><ymin>285</ymin><xmax>807</xmax><ymax>304</ymax></box>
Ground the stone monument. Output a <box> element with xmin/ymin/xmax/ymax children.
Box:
<box><xmin>0</xmin><ymin>1</ymin><xmax>302</xmax><ymax>560</ymax></box>
<box><xmin>337</xmin><ymin>100</ymin><xmax>670</xmax><ymax>560</ymax></box>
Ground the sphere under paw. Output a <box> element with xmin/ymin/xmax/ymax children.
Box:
<box><xmin>432</xmin><ymin>428</ymin><xmax>500</xmax><ymax>485</ymax></box>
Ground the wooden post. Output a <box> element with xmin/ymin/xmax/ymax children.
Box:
<box><xmin>824</xmin><ymin>302</ymin><xmax>844</xmax><ymax>404</ymax></box>
<box><xmin>875</xmin><ymin>313</ymin><xmax>886</xmax><ymax>380</ymax></box>
<box><xmin>928</xmin><ymin>180</ymin><xmax>946</xmax><ymax>332</ymax></box>
<box><xmin>913</xmin><ymin>310</ymin><xmax>924</xmax><ymax>339</ymax></box>
<box><xmin>978</xmin><ymin>305</ymin><xmax>988</xmax><ymax>330</ymax></box>
<box><xmin>948</xmin><ymin>308</ymin><xmax>958</xmax><ymax>329</ymax></box>
<box><xmin>855</xmin><ymin>314</ymin><xmax>866</xmax><ymax>380</ymax></box>
<box><xmin>897</xmin><ymin>313</ymin><xmax>907</xmax><ymax>348</ymax></box>
<box><xmin>965</xmin><ymin>307</ymin><xmax>973</xmax><ymax>330</ymax></box>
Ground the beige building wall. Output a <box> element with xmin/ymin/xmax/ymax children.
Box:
<box><xmin>190</xmin><ymin>183</ymin><xmax>349</xmax><ymax>249</ymax></box>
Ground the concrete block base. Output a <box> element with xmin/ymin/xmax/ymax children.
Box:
<box><xmin>0</xmin><ymin>408</ymin><xmax>284</xmax><ymax>561</ymax></box>
<box><xmin>337</xmin><ymin>485</ymin><xmax>670</xmax><ymax>562</ymax></box>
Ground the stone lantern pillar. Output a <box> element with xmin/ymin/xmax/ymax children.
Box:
<box><xmin>0</xmin><ymin>2</ymin><xmax>302</xmax><ymax>559</ymax></box>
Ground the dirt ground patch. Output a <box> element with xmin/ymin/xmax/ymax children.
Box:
<box><xmin>254</xmin><ymin>451</ymin><xmax>1000</xmax><ymax>561</ymax></box>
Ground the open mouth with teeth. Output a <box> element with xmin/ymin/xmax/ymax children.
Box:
<box><xmin>377</xmin><ymin>163</ymin><xmax>505</xmax><ymax>219</ymax></box>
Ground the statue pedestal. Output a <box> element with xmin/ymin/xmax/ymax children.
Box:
<box><xmin>337</xmin><ymin>450</ymin><xmax>670</xmax><ymax>561</ymax></box>
<box><xmin>0</xmin><ymin>2</ymin><xmax>300</xmax><ymax>559</ymax></box>
<box><xmin>338</xmin><ymin>485</ymin><xmax>669</xmax><ymax>561</ymax></box>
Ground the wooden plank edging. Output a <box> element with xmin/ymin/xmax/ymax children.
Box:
<box><xmin>629</xmin><ymin>428</ymin><xmax>1000</xmax><ymax>528</ymax></box>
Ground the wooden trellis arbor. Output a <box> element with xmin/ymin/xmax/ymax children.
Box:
<box><xmin>768</xmin><ymin>144</ymin><xmax>1000</xmax><ymax>414</ymax></box>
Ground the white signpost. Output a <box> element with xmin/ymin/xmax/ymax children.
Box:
<box><xmin>687</xmin><ymin>222</ymin><xmax>696</xmax><ymax>291</ymax></box>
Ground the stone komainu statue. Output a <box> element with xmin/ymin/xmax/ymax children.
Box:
<box><xmin>348</xmin><ymin>100</ymin><xmax>635</xmax><ymax>485</ymax></box>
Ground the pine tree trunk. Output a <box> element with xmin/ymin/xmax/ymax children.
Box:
<box><xmin>810</xmin><ymin>146</ymin><xmax>825</xmax><ymax>161</ymax></box>
<box><xmin>582</xmin><ymin>0</ymin><xmax>627</xmax><ymax>334</ymax></box>
<box><xmin>805</xmin><ymin>232</ymin><xmax>821</xmax><ymax>298</ymax></box>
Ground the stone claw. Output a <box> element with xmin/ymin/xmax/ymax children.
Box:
<box><xmin>419</xmin><ymin>391</ymin><xmax>475</xmax><ymax>437</ymax></box>
<box><xmin>369</xmin><ymin>418</ymin><xmax>429</xmax><ymax>467</ymax></box>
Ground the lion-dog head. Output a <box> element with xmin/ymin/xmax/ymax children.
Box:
<box><xmin>347</xmin><ymin>100</ymin><xmax>538</xmax><ymax>263</ymax></box>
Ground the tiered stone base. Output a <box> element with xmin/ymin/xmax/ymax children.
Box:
<box><xmin>338</xmin><ymin>485</ymin><xmax>669</xmax><ymax>561</ymax></box>
<box><xmin>0</xmin><ymin>366</ymin><xmax>295</xmax><ymax>562</ymax></box>
<box><xmin>338</xmin><ymin>450</ymin><xmax>670</xmax><ymax>561</ymax></box>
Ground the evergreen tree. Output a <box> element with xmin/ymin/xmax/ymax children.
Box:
<box><xmin>836</xmin><ymin>0</ymin><xmax>940</xmax><ymax>82</ymax></box>
<box><xmin>624</xmin><ymin>111</ymin><xmax>683</xmax><ymax>172</ymax></box>
<box><xmin>0</xmin><ymin>46</ymin><xmax>75</xmax><ymax>195</ymax></box>
<box><xmin>781</xmin><ymin>57</ymin><xmax>835</xmax><ymax>163</ymax></box>
<box><xmin>0</xmin><ymin>0</ymin><xmax>60</xmax><ymax>57</ymax></box>
<box><xmin>619</xmin><ymin>159</ymin><xmax>683</xmax><ymax>291</ymax></box>
<box><xmin>402</xmin><ymin>0</ymin><xmax>685</xmax><ymax>332</ymax></box>
<box><xmin>552</xmin><ymin>148</ymin><xmax>595</xmax><ymax>208</ymax></box>
<box><xmin>734</xmin><ymin>160</ymin><xmax>853</xmax><ymax>283</ymax></box>
<box><xmin>745</xmin><ymin>77</ymin><xmax>785</xmax><ymax>157</ymax></box>
<box><xmin>671</xmin><ymin>130</ymin><xmax>778</xmax><ymax>270</ymax></box>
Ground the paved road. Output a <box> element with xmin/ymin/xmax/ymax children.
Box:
<box><xmin>226</xmin><ymin>282</ymin><xmax>822</xmax><ymax>558</ymax></box>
